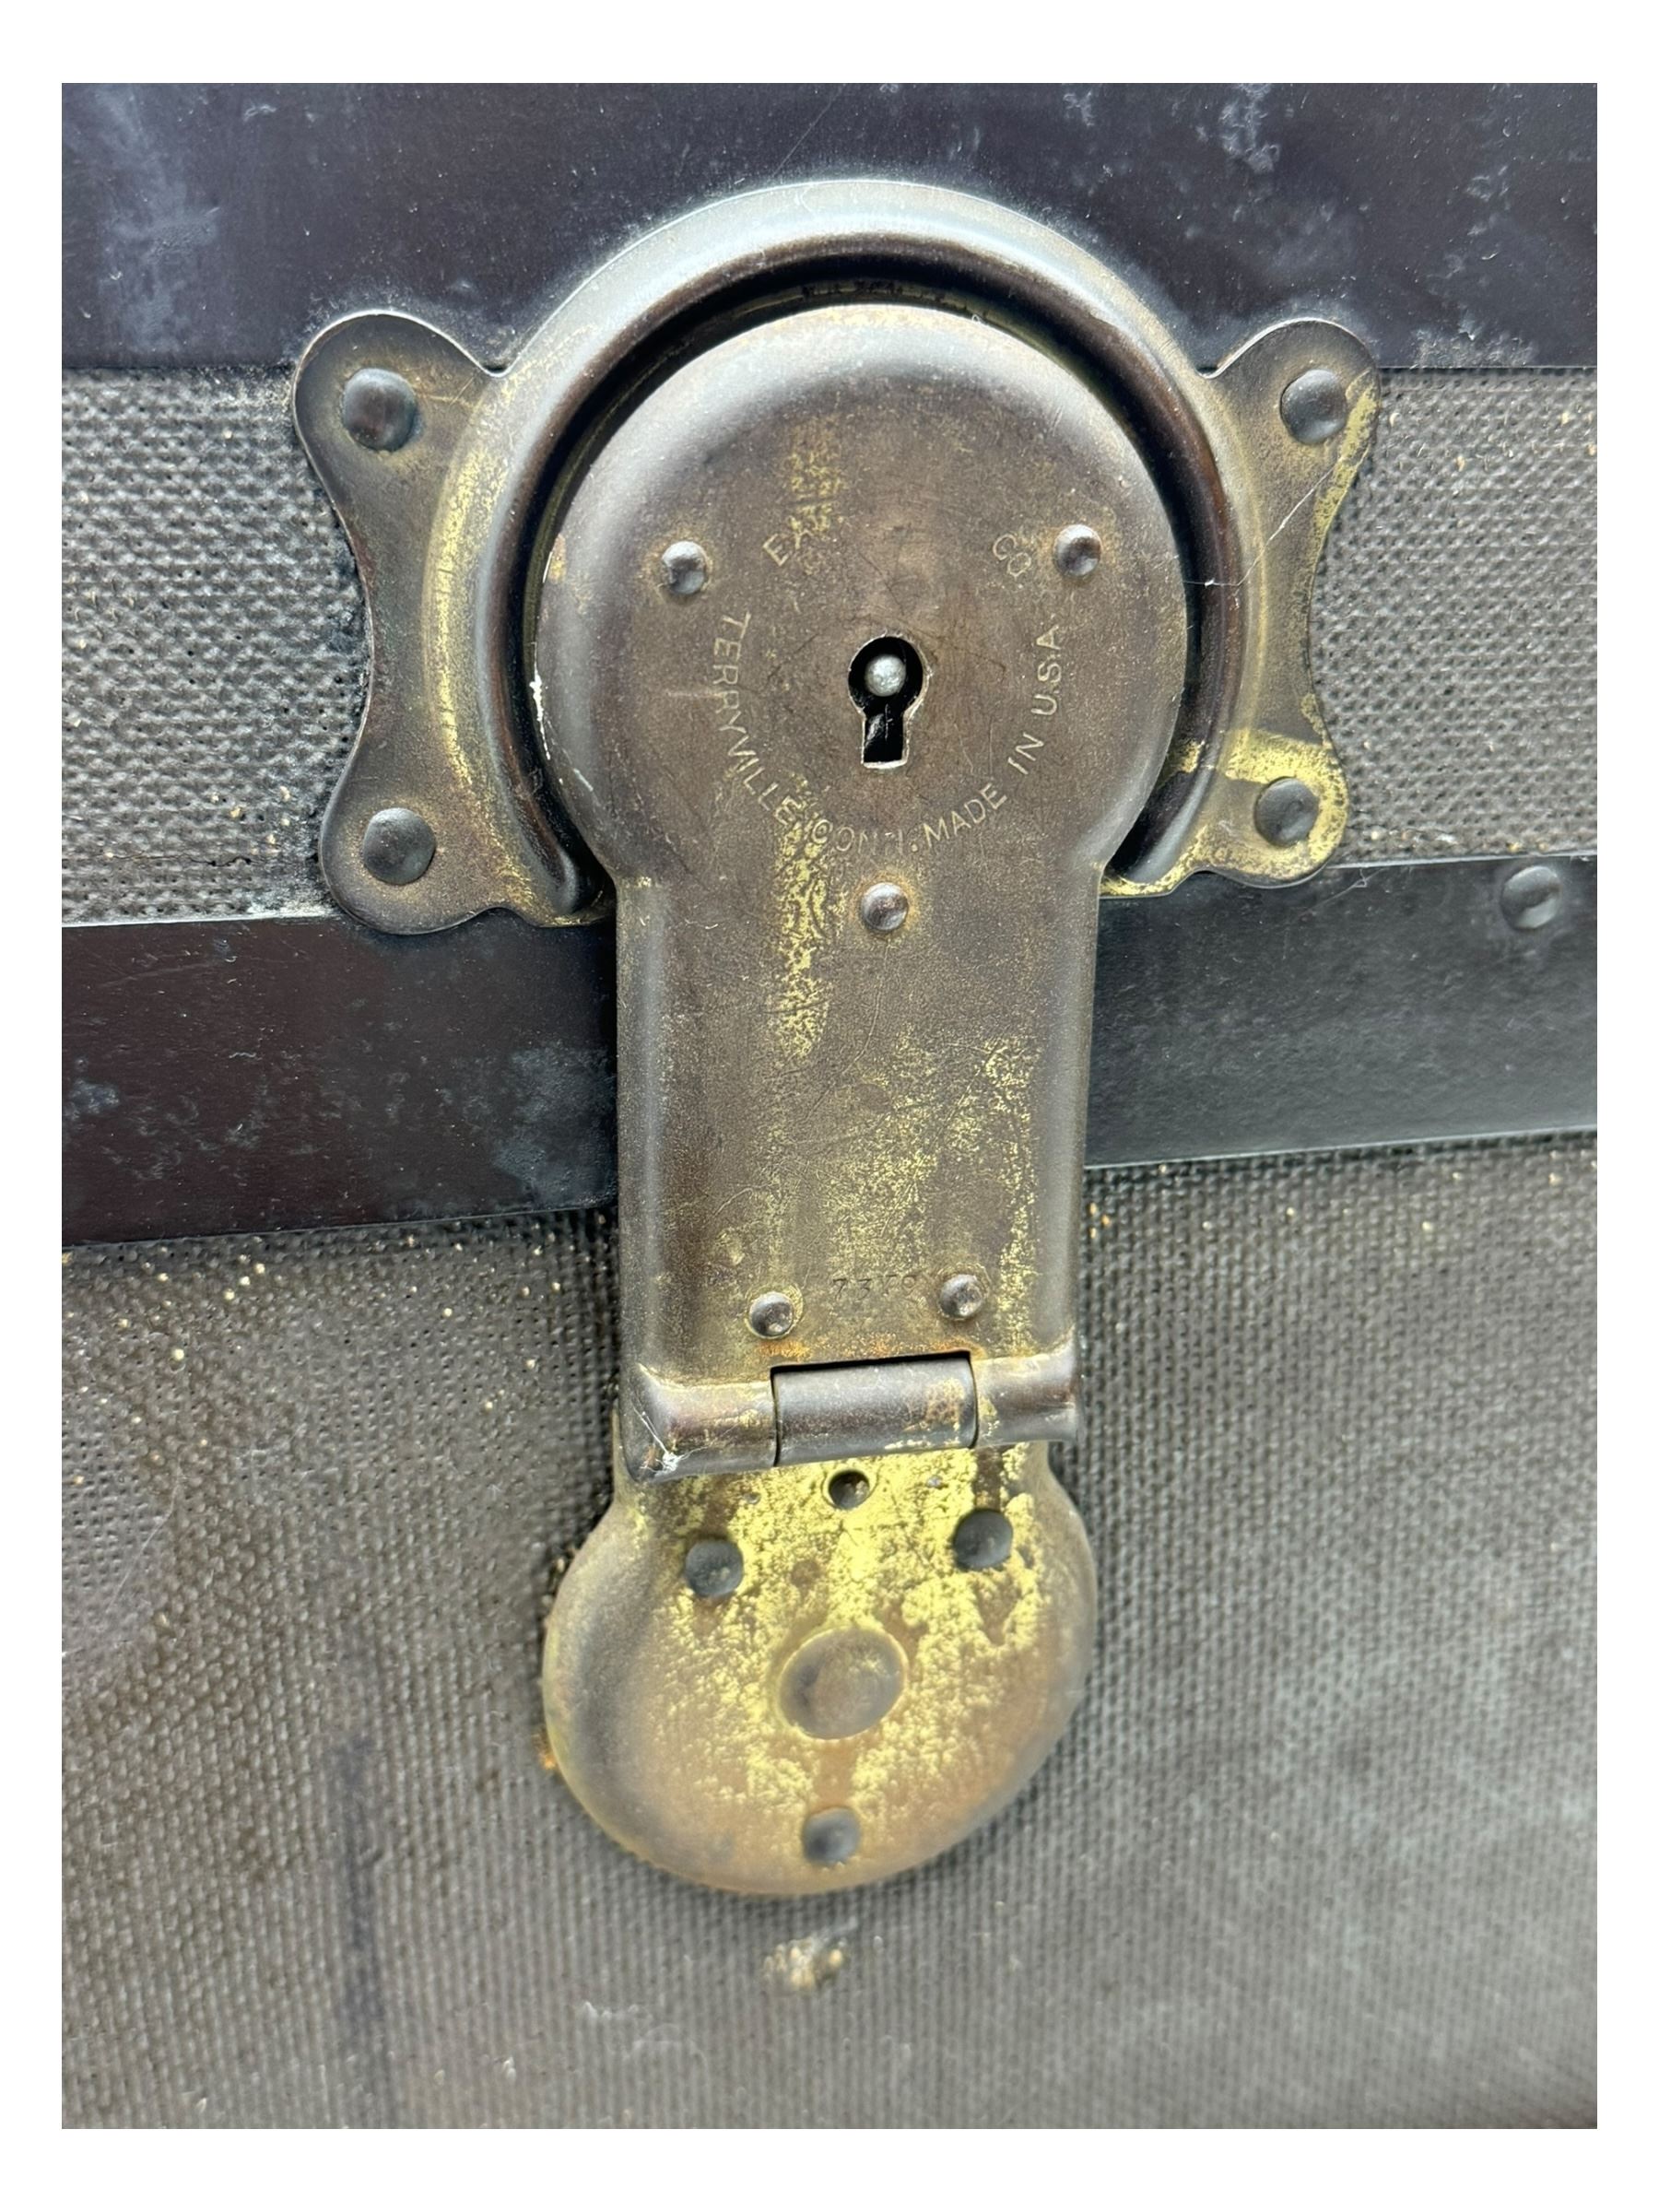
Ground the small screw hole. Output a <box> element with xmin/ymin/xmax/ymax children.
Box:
<box><xmin>827</xmin><ymin>1469</ymin><xmax>871</xmax><ymax>1511</ymax></box>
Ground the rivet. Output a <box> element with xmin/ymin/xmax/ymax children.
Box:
<box><xmin>857</xmin><ymin>881</ymin><xmax>911</xmax><ymax>935</ymax></box>
<box><xmin>661</xmin><ymin>540</ymin><xmax>709</xmax><ymax>596</ymax></box>
<box><xmin>1279</xmin><ymin>368</ymin><xmax>1349</xmax><ymax>446</ymax></box>
<box><xmin>1053</xmin><ymin>524</ymin><xmax>1102</xmax><ymax>578</ymax></box>
<box><xmin>360</xmin><ymin>806</ymin><xmax>436</xmax><ymax>885</ymax></box>
<box><xmin>747</xmin><ymin>1290</ymin><xmax>797</xmax><ymax>1339</ymax></box>
<box><xmin>1254</xmin><ymin>777</ymin><xmax>1320</xmax><ymax>847</ymax></box>
<box><xmin>1500</xmin><ymin>862</ymin><xmax>1565</xmax><ymax>932</ymax></box>
<box><xmin>683</xmin><ymin>1536</ymin><xmax>744</xmax><ymax>1600</ymax></box>
<box><xmin>780</xmin><ymin>1628</ymin><xmax>903</xmax><ymax>1739</ymax></box>
<box><xmin>340</xmin><ymin>367</ymin><xmax>419</xmax><ymax>453</ymax></box>
<box><xmin>860</xmin><ymin>649</ymin><xmax>909</xmax><ymax>699</ymax></box>
<box><xmin>952</xmin><ymin>1508</ymin><xmax>1014</xmax><ymax>1572</ymax></box>
<box><xmin>801</xmin><ymin>1806</ymin><xmax>862</xmax><ymax>1867</ymax></box>
<box><xmin>938</xmin><ymin>1271</ymin><xmax>985</xmax><ymax>1321</ymax></box>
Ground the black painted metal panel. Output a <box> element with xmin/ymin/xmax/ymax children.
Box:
<box><xmin>1087</xmin><ymin>855</ymin><xmax>1596</xmax><ymax>1167</ymax></box>
<box><xmin>62</xmin><ymin>856</ymin><xmax>1595</xmax><ymax>1244</ymax></box>
<box><xmin>62</xmin><ymin>84</ymin><xmax>1595</xmax><ymax>371</ymax></box>
<box><xmin>63</xmin><ymin>908</ymin><xmax>617</xmax><ymax>1242</ymax></box>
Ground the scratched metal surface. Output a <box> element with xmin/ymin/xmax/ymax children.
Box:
<box><xmin>63</xmin><ymin>1137</ymin><xmax>1594</xmax><ymax>2126</ymax></box>
<box><xmin>61</xmin><ymin>366</ymin><xmax>1596</xmax><ymax>923</ymax></box>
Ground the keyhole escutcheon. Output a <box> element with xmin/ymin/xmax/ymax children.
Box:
<box><xmin>850</xmin><ymin>638</ymin><xmax>924</xmax><ymax>769</ymax></box>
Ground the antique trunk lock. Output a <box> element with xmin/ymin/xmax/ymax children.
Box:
<box><xmin>294</xmin><ymin>182</ymin><xmax>1374</xmax><ymax>1893</ymax></box>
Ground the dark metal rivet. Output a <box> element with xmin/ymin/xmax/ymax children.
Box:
<box><xmin>858</xmin><ymin>881</ymin><xmax>911</xmax><ymax>935</ymax></box>
<box><xmin>780</xmin><ymin>1628</ymin><xmax>904</xmax><ymax>1739</ymax></box>
<box><xmin>661</xmin><ymin>540</ymin><xmax>709</xmax><ymax>596</ymax></box>
<box><xmin>1500</xmin><ymin>863</ymin><xmax>1565</xmax><ymax>932</ymax></box>
<box><xmin>828</xmin><ymin>1468</ymin><xmax>870</xmax><ymax>1511</ymax></box>
<box><xmin>801</xmin><ymin>1806</ymin><xmax>861</xmax><ymax>1866</ymax></box>
<box><xmin>938</xmin><ymin>1272</ymin><xmax>985</xmax><ymax>1321</ymax></box>
<box><xmin>952</xmin><ymin>1508</ymin><xmax>1013</xmax><ymax>1572</ymax></box>
<box><xmin>1254</xmin><ymin>777</ymin><xmax>1321</xmax><ymax>847</ymax></box>
<box><xmin>360</xmin><ymin>806</ymin><xmax>436</xmax><ymax>885</ymax></box>
<box><xmin>683</xmin><ymin>1536</ymin><xmax>744</xmax><ymax>1600</ymax></box>
<box><xmin>747</xmin><ymin>1291</ymin><xmax>797</xmax><ymax>1339</ymax></box>
<box><xmin>341</xmin><ymin>368</ymin><xmax>419</xmax><ymax>453</ymax></box>
<box><xmin>1053</xmin><ymin>524</ymin><xmax>1102</xmax><ymax>578</ymax></box>
<box><xmin>1279</xmin><ymin>369</ymin><xmax>1349</xmax><ymax>446</ymax></box>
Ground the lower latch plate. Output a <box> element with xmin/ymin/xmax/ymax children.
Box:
<box><xmin>541</xmin><ymin>1438</ymin><xmax>1096</xmax><ymax>1894</ymax></box>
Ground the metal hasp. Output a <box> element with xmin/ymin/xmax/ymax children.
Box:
<box><xmin>294</xmin><ymin>181</ymin><xmax>1375</xmax><ymax>1895</ymax></box>
<box><xmin>539</xmin><ymin>300</ymin><xmax>1189</xmax><ymax>1478</ymax></box>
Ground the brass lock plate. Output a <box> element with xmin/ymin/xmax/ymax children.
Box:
<box><xmin>292</xmin><ymin>181</ymin><xmax>1376</xmax><ymax>1896</ymax></box>
<box><xmin>543</xmin><ymin>1441</ymin><xmax>1094</xmax><ymax>1894</ymax></box>
<box><xmin>534</xmin><ymin>300</ymin><xmax>1189</xmax><ymax>1482</ymax></box>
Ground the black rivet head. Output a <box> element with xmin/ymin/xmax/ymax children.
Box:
<box><xmin>801</xmin><ymin>1806</ymin><xmax>861</xmax><ymax>1866</ymax></box>
<box><xmin>1053</xmin><ymin>523</ymin><xmax>1103</xmax><ymax>578</ymax></box>
<box><xmin>1500</xmin><ymin>863</ymin><xmax>1565</xmax><ymax>933</ymax></box>
<box><xmin>683</xmin><ymin>1536</ymin><xmax>743</xmax><ymax>1600</ymax></box>
<box><xmin>1279</xmin><ymin>368</ymin><xmax>1349</xmax><ymax>446</ymax></box>
<box><xmin>661</xmin><ymin>540</ymin><xmax>709</xmax><ymax>596</ymax></box>
<box><xmin>1254</xmin><ymin>777</ymin><xmax>1321</xmax><ymax>847</ymax></box>
<box><xmin>857</xmin><ymin>881</ymin><xmax>911</xmax><ymax>935</ymax></box>
<box><xmin>360</xmin><ymin>806</ymin><xmax>436</xmax><ymax>885</ymax></box>
<box><xmin>779</xmin><ymin>1628</ymin><xmax>903</xmax><ymax>1739</ymax></box>
<box><xmin>747</xmin><ymin>1290</ymin><xmax>797</xmax><ymax>1339</ymax></box>
<box><xmin>952</xmin><ymin>1508</ymin><xmax>1014</xmax><ymax>1572</ymax></box>
<box><xmin>341</xmin><ymin>367</ymin><xmax>419</xmax><ymax>453</ymax></box>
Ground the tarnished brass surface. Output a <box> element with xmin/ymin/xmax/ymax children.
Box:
<box><xmin>294</xmin><ymin>181</ymin><xmax>1376</xmax><ymax>1894</ymax></box>
<box><xmin>535</xmin><ymin>300</ymin><xmax>1188</xmax><ymax>1481</ymax></box>
<box><xmin>1101</xmin><ymin>319</ymin><xmax>1378</xmax><ymax>897</ymax></box>
<box><xmin>293</xmin><ymin>179</ymin><xmax>1376</xmax><ymax>938</ymax></box>
<box><xmin>542</xmin><ymin>1439</ymin><xmax>1096</xmax><ymax>1894</ymax></box>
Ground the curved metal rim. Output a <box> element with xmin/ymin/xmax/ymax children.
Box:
<box><xmin>480</xmin><ymin>179</ymin><xmax>1244</xmax><ymax>891</ymax></box>
<box><xmin>298</xmin><ymin>178</ymin><xmax>1368</xmax><ymax>928</ymax></box>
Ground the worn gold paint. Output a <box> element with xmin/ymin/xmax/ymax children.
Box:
<box><xmin>541</xmin><ymin>1437</ymin><xmax>1097</xmax><ymax>1894</ymax></box>
<box><xmin>1315</xmin><ymin>376</ymin><xmax>1379</xmax><ymax>542</ymax></box>
<box><xmin>1109</xmin><ymin>726</ymin><xmax>1349</xmax><ymax>899</ymax></box>
<box><xmin>410</xmin><ymin>432</ymin><xmax>553</xmax><ymax>911</ymax></box>
<box><xmin>1165</xmin><ymin>736</ymin><xmax>1205</xmax><ymax>781</ymax></box>
<box><xmin>971</xmin><ymin>1034</ymin><xmax>1042</xmax><ymax>1315</ymax></box>
<box><xmin>768</xmin><ymin>827</ymin><xmax>832</xmax><ymax>1066</ymax></box>
<box><xmin>784</xmin><ymin>417</ymin><xmax>846</xmax><ymax>525</ymax></box>
<box><xmin>1102</xmin><ymin>335</ymin><xmax>1375</xmax><ymax>900</ymax></box>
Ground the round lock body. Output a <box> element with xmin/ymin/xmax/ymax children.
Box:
<box><xmin>533</xmin><ymin>300</ymin><xmax>1189</xmax><ymax>891</ymax></box>
<box><xmin>297</xmin><ymin>181</ymin><xmax>1375</xmax><ymax>943</ymax></box>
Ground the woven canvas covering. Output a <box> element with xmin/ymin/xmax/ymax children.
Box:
<box><xmin>61</xmin><ymin>369</ymin><xmax>1596</xmax><ymax>923</ymax></box>
<box><xmin>63</xmin><ymin>1136</ymin><xmax>1595</xmax><ymax>2126</ymax></box>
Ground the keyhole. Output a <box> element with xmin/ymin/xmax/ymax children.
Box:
<box><xmin>850</xmin><ymin>637</ymin><xmax>924</xmax><ymax>769</ymax></box>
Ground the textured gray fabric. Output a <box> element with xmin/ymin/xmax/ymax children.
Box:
<box><xmin>63</xmin><ymin>1136</ymin><xmax>1595</xmax><ymax>2127</ymax></box>
<box><xmin>1316</xmin><ymin>371</ymin><xmax>1596</xmax><ymax>859</ymax></box>
<box><xmin>62</xmin><ymin>371</ymin><xmax>364</xmax><ymax>923</ymax></box>
<box><xmin>61</xmin><ymin>369</ymin><xmax>1596</xmax><ymax>924</ymax></box>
